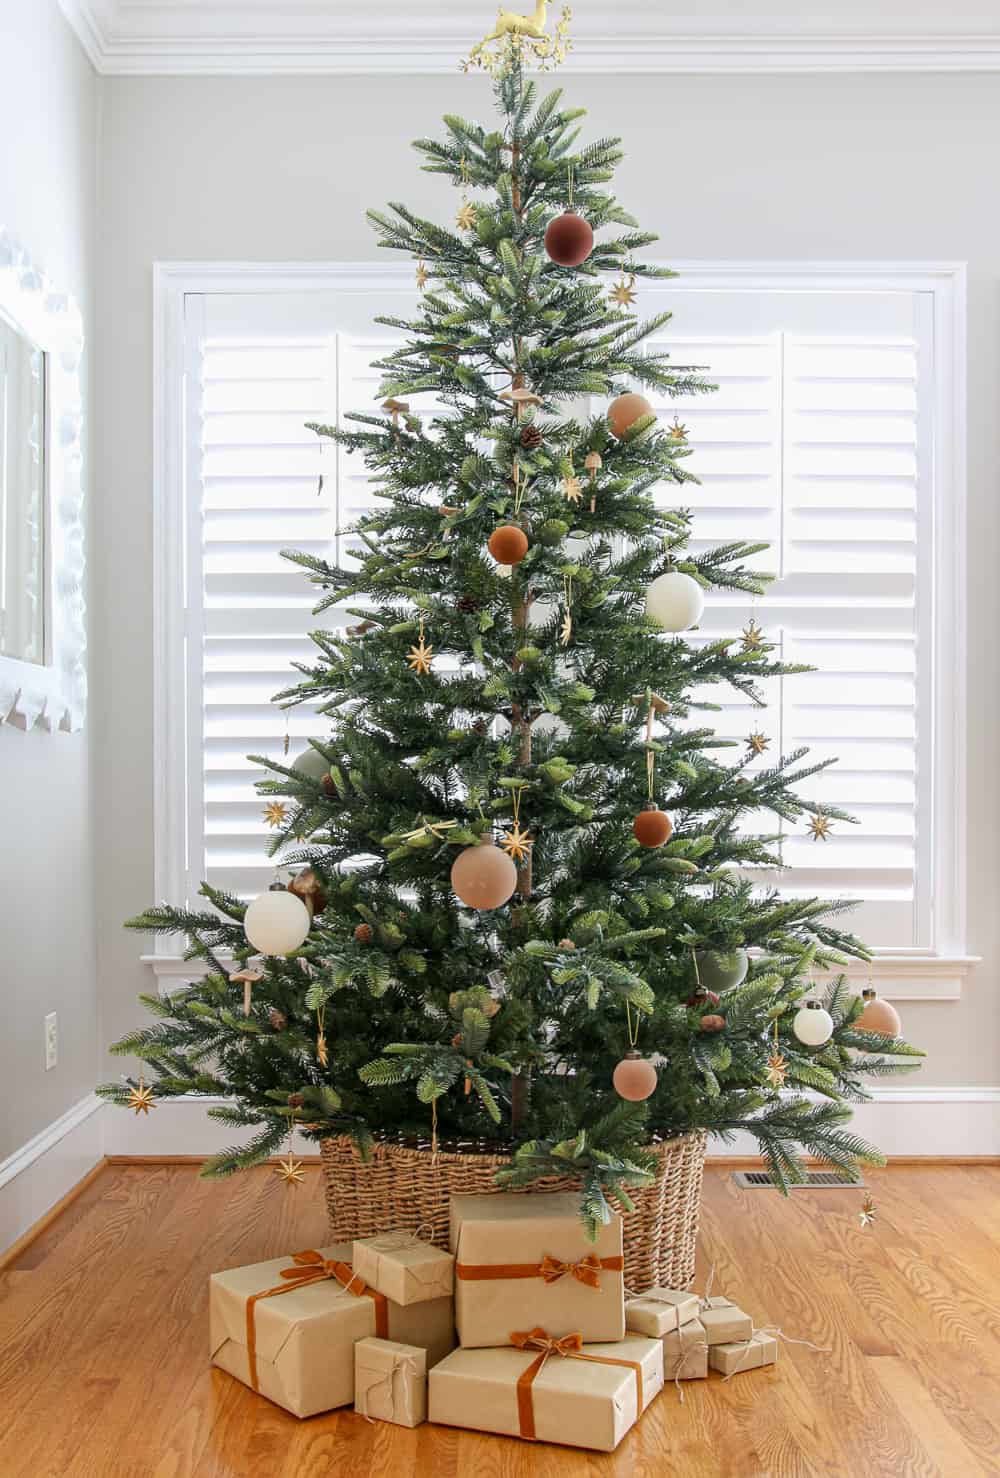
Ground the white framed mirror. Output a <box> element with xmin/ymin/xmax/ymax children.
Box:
<box><xmin>0</xmin><ymin>229</ymin><xmax>86</xmax><ymax>730</ymax></box>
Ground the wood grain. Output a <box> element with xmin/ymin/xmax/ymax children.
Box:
<box><xmin>1</xmin><ymin>1164</ymin><xmax>998</xmax><ymax>1477</ymax></box>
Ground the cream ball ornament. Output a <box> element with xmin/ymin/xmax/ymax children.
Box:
<box><xmin>646</xmin><ymin>571</ymin><xmax>705</xmax><ymax>632</ymax></box>
<box><xmin>694</xmin><ymin>948</ymin><xmax>749</xmax><ymax>993</ymax></box>
<box><xmin>291</xmin><ymin>745</ymin><xmax>329</xmax><ymax>782</ymax></box>
<box><xmin>244</xmin><ymin>884</ymin><xmax>311</xmax><ymax>956</ymax></box>
<box><xmin>451</xmin><ymin>836</ymin><xmax>518</xmax><ymax>911</ymax></box>
<box><xmin>792</xmin><ymin>1000</ymin><xmax>834</xmax><ymax>1047</ymax></box>
<box><xmin>612</xmin><ymin>1051</ymin><xmax>658</xmax><ymax>1102</ymax></box>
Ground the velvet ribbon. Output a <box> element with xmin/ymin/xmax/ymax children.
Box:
<box><xmin>244</xmin><ymin>1250</ymin><xmax>388</xmax><ymax>1392</ymax></box>
<box><xmin>509</xmin><ymin>1327</ymin><xmax>643</xmax><ymax>1441</ymax></box>
<box><xmin>456</xmin><ymin>1252</ymin><xmax>623</xmax><ymax>1288</ymax></box>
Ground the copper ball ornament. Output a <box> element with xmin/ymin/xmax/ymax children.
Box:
<box><xmin>612</xmin><ymin>1051</ymin><xmax>658</xmax><ymax>1102</ymax></box>
<box><xmin>608</xmin><ymin>392</ymin><xmax>654</xmax><ymax>440</ymax></box>
<box><xmin>544</xmin><ymin>211</ymin><xmax>594</xmax><ymax>267</ymax></box>
<box><xmin>857</xmin><ymin>988</ymin><xmax>901</xmax><ymax>1037</ymax></box>
<box><xmin>451</xmin><ymin>838</ymin><xmax>518</xmax><ymax>911</ymax></box>
<box><xmin>700</xmin><ymin>1014</ymin><xmax>727</xmax><ymax>1033</ymax></box>
<box><xmin>633</xmin><ymin>805</ymin><xmax>673</xmax><ymax>849</ymax></box>
<box><xmin>488</xmin><ymin>524</ymin><xmax>529</xmax><ymax>566</ymax></box>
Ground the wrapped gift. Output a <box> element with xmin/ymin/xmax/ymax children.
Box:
<box><xmin>450</xmin><ymin>1192</ymin><xmax>624</xmax><ymax>1348</ymax></box>
<box><xmin>209</xmin><ymin>1242</ymin><xmax>454</xmax><ymax>1418</ymax></box>
<box><xmin>699</xmin><ymin>1295</ymin><xmax>753</xmax><ymax>1347</ymax></box>
<box><xmin>354</xmin><ymin>1337</ymin><xmax>427</xmax><ymax>1427</ymax></box>
<box><xmin>662</xmin><ymin>1317</ymin><xmax>708</xmax><ymax>1381</ymax></box>
<box><xmin>429</xmin><ymin>1329</ymin><xmax>663</xmax><ymax>1453</ymax></box>
<box><xmin>626</xmin><ymin>1287</ymin><xmax>699</xmax><ymax>1338</ymax></box>
<box><xmin>353</xmin><ymin>1232</ymin><xmax>454</xmax><ymax>1306</ymax></box>
<box><xmin>709</xmin><ymin>1331</ymin><xmax>779</xmax><ymax>1376</ymax></box>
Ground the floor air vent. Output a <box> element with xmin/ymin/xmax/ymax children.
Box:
<box><xmin>732</xmin><ymin>1170</ymin><xmax>864</xmax><ymax>1190</ymax></box>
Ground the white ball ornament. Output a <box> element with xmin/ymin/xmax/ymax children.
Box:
<box><xmin>792</xmin><ymin>1000</ymin><xmax>834</xmax><ymax>1047</ymax></box>
<box><xmin>244</xmin><ymin>886</ymin><xmax>311</xmax><ymax>956</ymax></box>
<box><xmin>645</xmin><ymin>571</ymin><xmax>705</xmax><ymax>633</ymax></box>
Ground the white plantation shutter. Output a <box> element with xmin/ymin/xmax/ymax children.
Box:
<box><xmin>177</xmin><ymin>277</ymin><xmax>937</xmax><ymax>951</ymax></box>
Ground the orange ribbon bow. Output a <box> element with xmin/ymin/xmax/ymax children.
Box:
<box><xmin>244</xmin><ymin>1251</ymin><xmax>388</xmax><ymax>1393</ymax></box>
<box><xmin>508</xmin><ymin>1327</ymin><xmax>644</xmax><ymax>1442</ymax></box>
<box><xmin>538</xmin><ymin>1252</ymin><xmax>605</xmax><ymax>1289</ymax></box>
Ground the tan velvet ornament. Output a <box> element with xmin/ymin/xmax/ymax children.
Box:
<box><xmin>487</xmin><ymin>525</ymin><xmax>529</xmax><ymax>565</ymax></box>
<box><xmin>451</xmin><ymin>838</ymin><xmax>518</xmax><ymax>911</ymax></box>
<box><xmin>608</xmin><ymin>392</ymin><xmax>653</xmax><ymax>439</ymax></box>
<box><xmin>632</xmin><ymin>806</ymin><xmax>673</xmax><ymax>849</ymax></box>
<box><xmin>612</xmin><ymin>1052</ymin><xmax>658</xmax><ymax>1102</ymax></box>
<box><xmin>857</xmin><ymin>988</ymin><xmax>901</xmax><ymax>1037</ymax></box>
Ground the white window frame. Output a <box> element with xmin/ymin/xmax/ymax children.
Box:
<box><xmin>149</xmin><ymin>259</ymin><xmax>974</xmax><ymax>1001</ymax></box>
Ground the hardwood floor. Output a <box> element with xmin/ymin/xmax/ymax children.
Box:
<box><xmin>1</xmin><ymin>1164</ymin><xmax>999</xmax><ymax>1477</ymax></box>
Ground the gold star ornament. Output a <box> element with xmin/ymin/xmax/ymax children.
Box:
<box><xmin>406</xmin><ymin>622</ymin><xmax>434</xmax><ymax>676</ymax></box>
<box><xmin>741</xmin><ymin>619</ymin><xmax>765</xmax><ymax>652</ymax></box>
<box><xmin>807</xmin><ymin>810</ymin><xmax>833</xmax><ymax>842</ymax></box>
<box><xmin>668</xmin><ymin>418</ymin><xmax>689</xmax><ymax>443</ymax></box>
<box><xmin>748</xmin><ymin>732</ymin><xmax>770</xmax><ymax>756</ymax></box>
<box><xmin>275</xmin><ymin>1154</ymin><xmax>306</xmax><ymax>1187</ymax></box>
<box><xmin>263</xmin><ymin>801</ymin><xmax>288</xmax><ymax>829</ymax></box>
<box><xmin>765</xmin><ymin>1051</ymin><xmax>788</xmax><ymax>1089</ymax></box>
<box><xmin>127</xmin><ymin>1078</ymin><xmax>156</xmax><ymax>1116</ymax></box>
<box><xmin>610</xmin><ymin>273</ymin><xmax>637</xmax><ymax>307</ymax></box>
<box><xmin>456</xmin><ymin>202</ymin><xmax>477</xmax><ymax>231</ymax></box>
<box><xmin>859</xmin><ymin>1195</ymin><xmax>877</xmax><ymax>1228</ymax></box>
<box><xmin>500</xmin><ymin>823</ymin><xmax>533</xmax><ymax>864</ymax></box>
<box><xmin>416</xmin><ymin>258</ymin><xmax>428</xmax><ymax>291</ymax></box>
<box><xmin>563</xmin><ymin>474</ymin><xmax>583</xmax><ymax>504</ymax></box>
<box><xmin>559</xmin><ymin>609</ymin><xmax>573</xmax><ymax>647</ymax></box>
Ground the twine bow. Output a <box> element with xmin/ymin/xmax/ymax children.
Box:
<box><xmin>357</xmin><ymin>1349</ymin><xmax>423</xmax><ymax>1425</ymax></box>
<box><xmin>244</xmin><ymin>1251</ymin><xmax>388</xmax><ymax>1393</ymax></box>
<box><xmin>539</xmin><ymin>1253</ymin><xmax>604</xmax><ymax>1289</ymax></box>
<box><xmin>508</xmin><ymin>1327</ymin><xmax>643</xmax><ymax>1441</ymax></box>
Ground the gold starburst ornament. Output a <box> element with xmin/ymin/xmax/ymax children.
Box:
<box><xmin>610</xmin><ymin>273</ymin><xmax>637</xmax><ymax>308</ymax></box>
<box><xmin>807</xmin><ymin>810</ymin><xmax>833</xmax><ymax>842</ymax></box>
<box><xmin>406</xmin><ymin>619</ymin><xmax>434</xmax><ymax>676</ymax></box>
<box><xmin>456</xmin><ymin>202</ymin><xmax>477</xmax><ymax>232</ymax></box>
<box><xmin>741</xmin><ymin>618</ymin><xmax>765</xmax><ymax>652</ymax></box>
<box><xmin>127</xmin><ymin>1078</ymin><xmax>156</xmax><ymax>1116</ymax></box>
<box><xmin>748</xmin><ymin>732</ymin><xmax>770</xmax><ymax>756</ymax></box>
<box><xmin>500</xmin><ymin>822</ymin><xmax>533</xmax><ymax>864</ymax></box>
<box><xmin>765</xmin><ymin>1051</ymin><xmax>788</xmax><ymax>1088</ymax></box>
<box><xmin>416</xmin><ymin>258</ymin><xmax>428</xmax><ymax>291</ymax></box>
<box><xmin>563</xmin><ymin>473</ymin><xmax>583</xmax><ymax>504</ymax></box>
<box><xmin>275</xmin><ymin>1153</ymin><xmax>306</xmax><ymax>1188</ymax></box>
<box><xmin>668</xmin><ymin>418</ymin><xmax>689</xmax><ymax>444</ymax></box>
<box><xmin>263</xmin><ymin>801</ymin><xmax>288</xmax><ymax>829</ymax></box>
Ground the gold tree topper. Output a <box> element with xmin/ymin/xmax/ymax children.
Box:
<box><xmin>464</xmin><ymin>3</ymin><xmax>573</xmax><ymax>75</ymax></box>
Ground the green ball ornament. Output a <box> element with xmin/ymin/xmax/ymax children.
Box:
<box><xmin>539</xmin><ymin>519</ymin><xmax>570</xmax><ymax>547</ymax></box>
<box><xmin>291</xmin><ymin>745</ymin><xmax>329</xmax><ymax>781</ymax></box>
<box><xmin>695</xmin><ymin>948</ymin><xmax>749</xmax><ymax>993</ymax></box>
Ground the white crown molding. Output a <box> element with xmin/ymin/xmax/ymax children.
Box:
<box><xmin>57</xmin><ymin>3</ymin><xmax>1000</xmax><ymax>76</ymax></box>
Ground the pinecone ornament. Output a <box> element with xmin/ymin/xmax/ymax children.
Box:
<box><xmin>520</xmin><ymin>424</ymin><xmax>543</xmax><ymax>450</ymax></box>
<box><xmin>354</xmin><ymin>922</ymin><xmax>373</xmax><ymax>944</ymax></box>
<box><xmin>268</xmin><ymin>1007</ymin><xmax>288</xmax><ymax>1031</ymax></box>
<box><xmin>456</xmin><ymin>594</ymin><xmax>480</xmax><ymax>614</ymax></box>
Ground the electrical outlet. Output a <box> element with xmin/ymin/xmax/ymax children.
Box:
<box><xmin>44</xmin><ymin>1012</ymin><xmax>58</xmax><ymax>1071</ymax></box>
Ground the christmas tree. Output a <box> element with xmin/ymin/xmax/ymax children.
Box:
<box><xmin>100</xmin><ymin>33</ymin><xmax>922</xmax><ymax>1231</ymax></box>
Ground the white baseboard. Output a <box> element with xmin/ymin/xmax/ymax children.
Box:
<box><xmin>4</xmin><ymin>1086</ymin><xmax>998</xmax><ymax>1255</ymax></box>
<box><xmin>0</xmin><ymin>1093</ymin><xmax>104</xmax><ymax>1255</ymax></box>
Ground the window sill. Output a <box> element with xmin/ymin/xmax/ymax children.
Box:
<box><xmin>142</xmin><ymin>950</ymin><xmax>980</xmax><ymax>1001</ymax></box>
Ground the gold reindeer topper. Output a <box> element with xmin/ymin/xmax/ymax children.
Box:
<box><xmin>464</xmin><ymin>2</ymin><xmax>573</xmax><ymax>75</ymax></box>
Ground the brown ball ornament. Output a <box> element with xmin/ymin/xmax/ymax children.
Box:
<box><xmin>700</xmin><ymin>1014</ymin><xmax>727</xmax><ymax>1033</ymax></box>
<box><xmin>354</xmin><ymin>923</ymin><xmax>373</xmax><ymax>945</ymax></box>
<box><xmin>685</xmin><ymin>986</ymin><xmax>720</xmax><ymax>1010</ymax></box>
<box><xmin>451</xmin><ymin>837</ymin><xmax>518</xmax><ymax>911</ymax></box>
<box><xmin>544</xmin><ymin>211</ymin><xmax>594</xmax><ymax>267</ymax></box>
<box><xmin>488</xmin><ymin>524</ymin><xmax>529</xmax><ymax>566</ymax></box>
<box><xmin>608</xmin><ymin>392</ymin><xmax>654</xmax><ymax>440</ymax></box>
<box><xmin>633</xmin><ymin>806</ymin><xmax>674</xmax><ymax>849</ymax></box>
<box><xmin>857</xmin><ymin>988</ymin><xmax>901</xmax><ymax>1037</ymax></box>
<box><xmin>612</xmin><ymin>1051</ymin><xmax>658</xmax><ymax>1102</ymax></box>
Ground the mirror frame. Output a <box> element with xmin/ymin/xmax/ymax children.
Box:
<box><xmin>0</xmin><ymin>229</ymin><xmax>86</xmax><ymax>731</ymax></box>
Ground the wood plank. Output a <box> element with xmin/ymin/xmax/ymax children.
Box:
<box><xmin>0</xmin><ymin>1165</ymin><xmax>998</xmax><ymax>1476</ymax></box>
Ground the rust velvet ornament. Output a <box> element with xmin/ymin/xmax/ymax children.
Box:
<box><xmin>612</xmin><ymin>1051</ymin><xmax>658</xmax><ymax>1102</ymax></box>
<box><xmin>488</xmin><ymin>524</ymin><xmax>529</xmax><ymax>565</ymax></box>
<box><xmin>450</xmin><ymin>836</ymin><xmax>518</xmax><ymax>911</ymax></box>
<box><xmin>857</xmin><ymin>987</ymin><xmax>902</xmax><ymax>1038</ymax></box>
<box><xmin>699</xmin><ymin>1014</ymin><xmax>726</xmax><ymax>1033</ymax></box>
<box><xmin>608</xmin><ymin>392</ymin><xmax>653</xmax><ymax>439</ymax></box>
<box><xmin>544</xmin><ymin>210</ymin><xmax>594</xmax><ymax>266</ymax></box>
<box><xmin>633</xmin><ymin>805</ymin><xmax>673</xmax><ymax>849</ymax></box>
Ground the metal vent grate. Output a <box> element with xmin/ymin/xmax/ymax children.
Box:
<box><xmin>732</xmin><ymin>1170</ymin><xmax>864</xmax><ymax>1190</ymax></box>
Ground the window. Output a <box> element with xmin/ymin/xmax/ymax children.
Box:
<box><xmin>152</xmin><ymin>263</ymin><xmax>969</xmax><ymax>994</ymax></box>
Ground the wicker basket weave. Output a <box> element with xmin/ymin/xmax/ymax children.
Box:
<box><xmin>320</xmin><ymin>1130</ymin><xmax>707</xmax><ymax>1292</ymax></box>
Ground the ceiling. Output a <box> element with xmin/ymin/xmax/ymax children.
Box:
<box><xmin>58</xmin><ymin>1</ymin><xmax>1000</xmax><ymax>75</ymax></box>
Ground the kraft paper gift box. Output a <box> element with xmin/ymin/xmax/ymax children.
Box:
<box><xmin>209</xmin><ymin>1242</ymin><xmax>454</xmax><ymax>1418</ymax></box>
<box><xmin>354</xmin><ymin>1337</ymin><xmax>427</xmax><ymax>1427</ymax></box>
<box><xmin>699</xmin><ymin>1295</ymin><xmax>753</xmax><ymax>1347</ymax></box>
<box><xmin>450</xmin><ymin>1192</ymin><xmax>625</xmax><ymax>1348</ymax></box>
<box><xmin>429</xmin><ymin>1331</ymin><xmax>663</xmax><ymax>1453</ymax></box>
<box><xmin>626</xmin><ymin>1287</ymin><xmax>700</xmax><ymax>1339</ymax></box>
<box><xmin>353</xmin><ymin>1233</ymin><xmax>454</xmax><ymax>1306</ymax></box>
<box><xmin>708</xmin><ymin>1331</ymin><xmax>779</xmax><ymax>1377</ymax></box>
<box><xmin>662</xmin><ymin>1317</ymin><xmax>708</xmax><ymax>1381</ymax></box>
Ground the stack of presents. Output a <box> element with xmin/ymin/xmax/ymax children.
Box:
<box><xmin>210</xmin><ymin>1192</ymin><xmax>777</xmax><ymax>1452</ymax></box>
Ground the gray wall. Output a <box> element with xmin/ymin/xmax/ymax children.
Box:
<box><xmin>94</xmin><ymin>71</ymin><xmax>999</xmax><ymax>1088</ymax></box>
<box><xmin>0</xmin><ymin>0</ymin><xmax>99</xmax><ymax>1159</ymax></box>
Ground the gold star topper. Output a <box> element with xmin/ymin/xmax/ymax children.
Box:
<box><xmin>463</xmin><ymin>3</ymin><xmax>573</xmax><ymax>75</ymax></box>
<box><xmin>610</xmin><ymin>273</ymin><xmax>637</xmax><ymax>308</ymax></box>
<box><xmin>669</xmin><ymin>418</ymin><xmax>689</xmax><ymax>443</ymax></box>
<box><xmin>275</xmin><ymin>1153</ymin><xmax>306</xmax><ymax>1187</ymax></box>
<box><xmin>748</xmin><ymin>732</ymin><xmax>770</xmax><ymax>756</ymax></box>
<box><xmin>406</xmin><ymin>620</ymin><xmax>434</xmax><ymax>676</ymax></box>
<box><xmin>456</xmin><ymin>202</ymin><xmax>477</xmax><ymax>232</ymax></box>
<box><xmin>127</xmin><ymin>1078</ymin><xmax>156</xmax><ymax>1116</ymax></box>
<box><xmin>807</xmin><ymin>810</ymin><xmax>833</xmax><ymax>842</ymax></box>
<box><xmin>741</xmin><ymin>619</ymin><xmax>765</xmax><ymax>652</ymax></box>
<box><xmin>416</xmin><ymin>258</ymin><xmax>428</xmax><ymax>291</ymax></box>
<box><xmin>563</xmin><ymin>473</ymin><xmax>583</xmax><ymax>504</ymax></box>
<box><xmin>263</xmin><ymin>801</ymin><xmax>288</xmax><ymax>829</ymax></box>
<box><xmin>859</xmin><ymin>1195</ymin><xmax>877</xmax><ymax>1228</ymax></box>
<box><xmin>500</xmin><ymin>822</ymin><xmax>533</xmax><ymax>864</ymax></box>
<box><xmin>765</xmin><ymin>1051</ymin><xmax>788</xmax><ymax>1089</ymax></box>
